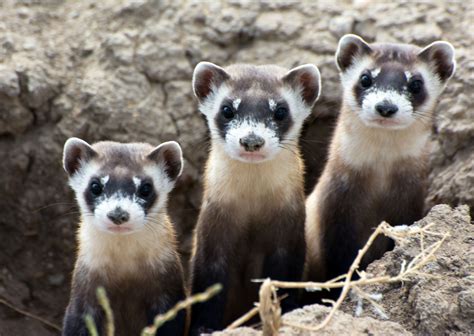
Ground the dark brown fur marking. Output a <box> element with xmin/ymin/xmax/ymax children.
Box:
<box><xmin>190</xmin><ymin>194</ymin><xmax>306</xmax><ymax>332</ymax></box>
<box><xmin>304</xmin><ymin>154</ymin><xmax>428</xmax><ymax>304</ymax></box>
<box><xmin>63</xmin><ymin>257</ymin><xmax>186</xmax><ymax>336</ymax></box>
<box><xmin>305</xmin><ymin>35</ymin><xmax>454</xmax><ymax>305</ymax></box>
<box><xmin>310</xmin><ymin>157</ymin><xmax>427</xmax><ymax>280</ymax></box>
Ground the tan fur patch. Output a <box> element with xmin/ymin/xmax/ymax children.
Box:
<box><xmin>204</xmin><ymin>144</ymin><xmax>305</xmax><ymax>219</ymax></box>
<box><xmin>77</xmin><ymin>214</ymin><xmax>179</xmax><ymax>279</ymax></box>
<box><xmin>335</xmin><ymin>104</ymin><xmax>430</xmax><ymax>171</ymax></box>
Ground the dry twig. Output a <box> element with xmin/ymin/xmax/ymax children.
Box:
<box><xmin>259</xmin><ymin>279</ymin><xmax>281</xmax><ymax>336</ymax></box>
<box><xmin>84</xmin><ymin>314</ymin><xmax>99</xmax><ymax>336</ymax></box>
<box><xmin>141</xmin><ymin>283</ymin><xmax>222</xmax><ymax>336</ymax></box>
<box><xmin>228</xmin><ymin>221</ymin><xmax>450</xmax><ymax>333</ymax></box>
<box><xmin>83</xmin><ymin>284</ymin><xmax>221</xmax><ymax>336</ymax></box>
<box><xmin>0</xmin><ymin>296</ymin><xmax>61</xmax><ymax>332</ymax></box>
<box><xmin>97</xmin><ymin>287</ymin><xmax>115</xmax><ymax>336</ymax></box>
<box><xmin>84</xmin><ymin>286</ymin><xmax>114</xmax><ymax>336</ymax></box>
<box><xmin>226</xmin><ymin>306</ymin><xmax>260</xmax><ymax>330</ymax></box>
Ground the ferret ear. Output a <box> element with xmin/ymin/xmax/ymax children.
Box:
<box><xmin>336</xmin><ymin>34</ymin><xmax>373</xmax><ymax>72</ymax></box>
<box><xmin>63</xmin><ymin>137</ymin><xmax>97</xmax><ymax>177</ymax></box>
<box><xmin>282</xmin><ymin>64</ymin><xmax>321</xmax><ymax>107</ymax></box>
<box><xmin>147</xmin><ymin>141</ymin><xmax>183</xmax><ymax>181</ymax></box>
<box><xmin>192</xmin><ymin>61</ymin><xmax>230</xmax><ymax>102</ymax></box>
<box><xmin>418</xmin><ymin>41</ymin><xmax>456</xmax><ymax>82</ymax></box>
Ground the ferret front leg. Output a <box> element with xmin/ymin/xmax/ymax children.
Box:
<box><xmin>262</xmin><ymin>210</ymin><xmax>306</xmax><ymax>312</ymax></box>
<box><xmin>62</xmin><ymin>304</ymin><xmax>103</xmax><ymax>336</ymax></box>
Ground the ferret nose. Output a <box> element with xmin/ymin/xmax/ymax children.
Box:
<box><xmin>375</xmin><ymin>102</ymin><xmax>398</xmax><ymax>117</ymax></box>
<box><xmin>239</xmin><ymin>133</ymin><xmax>265</xmax><ymax>152</ymax></box>
<box><xmin>107</xmin><ymin>207</ymin><xmax>130</xmax><ymax>225</ymax></box>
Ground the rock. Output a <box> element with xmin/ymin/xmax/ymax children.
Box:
<box><xmin>48</xmin><ymin>273</ymin><xmax>65</xmax><ymax>286</ymax></box>
<box><xmin>458</xmin><ymin>289</ymin><xmax>474</xmax><ymax>317</ymax></box>
<box><xmin>353</xmin><ymin>18</ymin><xmax>377</xmax><ymax>41</ymax></box>
<box><xmin>398</xmin><ymin>23</ymin><xmax>443</xmax><ymax>45</ymax></box>
<box><xmin>296</xmin><ymin>31</ymin><xmax>338</xmax><ymax>54</ymax></box>
<box><xmin>15</xmin><ymin>61</ymin><xmax>59</xmax><ymax>109</ymax></box>
<box><xmin>0</xmin><ymin>65</ymin><xmax>20</xmax><ymax>97</ymax></box>
<box><xmin>328</xmin><ymin>15</ymin><xmax>355</xmax><ymax>38</ymax></box>
<box><xmin>102</xmin><ymin>31</ymin><xmax>136</xmax><ymax>65</ymax></box>
<box><xmin>135</xmin><ymin>25</ymin><xmax>191</xmax><ymax>82</ymax></box>
<box><xmin>0</xmin><ymin>98</ymin><xmax>33</xmax><ymax>135</ymax></box>
<box><xmin>203</xmin><ymin>6</ymin><xmax>258</xmax><ymax>45</ymax></box>
<box><xmin>254</xmin><ymin>12</ymin><xmax>280</xmax><ymax>36</ymax></box>
<box><xmin>255</xmin><ymin>11</ymin><xmax>303</xmax><ymax>38</ymax></box>
<box><xmin>0</xmin><ymin>33</ymin><xmax>16</xmax><ymax>53</ymax></box>
<box><xmin>348</xmin><ymin>205</ymin><xmax>474</xmax><ymax>335</ymax></box>
<box><xmin>375</xmin><ymin>5</ymin><xmax>425</xmax><ymax>27</ymax></box>
<box><xmin>427</xmin><ymin>151</ymin><xmax>474</xmax><ymax>213</ymax></box>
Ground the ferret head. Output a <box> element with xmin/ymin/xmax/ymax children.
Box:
<box><xmin>63</xmin><ymin>138</ymin><xmax>183</xmax><ymax>234</ymax></box>
<box><xmin>192</xmin><ymin>62</ymin><xmax>321</xmax><ymax>163</ymax></box>
<box><xmin>336</xmin><ymin>34</ymin><xmax>455</xmax><ymax>130</ymax></box>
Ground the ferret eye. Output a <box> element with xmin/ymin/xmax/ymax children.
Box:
<box><xmin>274</xmin><ymin>107</ymin><xmax>288</xmax><ymax>121</ymax></box>
<box><xmin>138</xmin><ymin>183</ymin><xmax>154</xmax><ymax>198</ymax></box>
<box><xmin>89</xmin><ymin>181</ymin><xmax>103</xmax><ymax>196</ymax></box>
<box><xmin>360</xmin><ymin>74</ymin><xmax>373</xmax><ymax>88</ymax></box>
<box><xmin>408</xmin><ymin>79</ymin><xmax>423</xmax><ymax>94</ymax></box>
<box><xmin>221</xmin><ymin>105</ymin><xmax>235</xmax><ymax>119</ymax></box>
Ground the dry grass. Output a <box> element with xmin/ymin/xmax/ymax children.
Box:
<box><xmin>84</xmin><ymin>283</ymin><xmax>221</xmax><ymax>336</ymax></box>
<box><xmin>0</xmin><ymin>296</ymin><xmax>61</xmax><ymax>332</ymax></box>
<box><xmin>225</xmin><ymin>221</ymin><xmax>450</xmax><ymax>335</ymax></box>
<box><xmin>141</xmin><ymin>284</ymin><xmax>221</xmax><ymax>336</ymax></box>
<box><xmin>85</xmin><ymin>287</ymin><xmax>114</xmax><ymax>336</ymax></box>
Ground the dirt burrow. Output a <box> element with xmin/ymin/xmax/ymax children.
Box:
<box><xmin>0</xmin><ymin>1</ymin><xmax>472</xmax><ymax>335</ymax></box>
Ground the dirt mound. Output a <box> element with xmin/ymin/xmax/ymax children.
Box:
<box><xmin>0</xmin><ymin>1</ymin><xmax>472</xmax><ymax>335</ymax></box>
<box><xmin>353</xmin><ymin>204</ymin><xmax>474</xmax><ymax>335</ymax></box>
<box><xmin>215</xmin><ymin>305</ymin><xmax>411</xmax><ymax>336</ymax></box>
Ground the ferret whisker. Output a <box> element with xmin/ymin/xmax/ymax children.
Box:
<box><xmin>33</xmin><ymin>202</ymin><xmax>77</xmax><ymax>212</ymax></box>
<box><xmin>278</xmin><ymin>145</ymin><xmax>299</xmax><ymax>157</ymax></box>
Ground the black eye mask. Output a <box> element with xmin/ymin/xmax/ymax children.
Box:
<box><xmin>353</xmin><ymin>66</ymin><xmax>427</xmax><ymax>111</ymax></box>
<box><xmin>84</xmin><ymin>176</ymin><xmax>157</xmax><ymax>215</ymax></box>
<box><xmin>214</xmin><ymin>97</ymin><xmax>294</xmax><ymax>142</ymax></box>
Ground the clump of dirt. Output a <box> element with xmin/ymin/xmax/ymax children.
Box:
<box><xmin>348</xmin><ymin>204</ymin><xmax>474</xmax><ymax>335</ymax></box>
<box><xmin>0</xmin><ymin>1</ymin><xmax>472</xmax><ymax>335</ymax></box>
<box><xmin>216</xmin><ymin>305</ymin><xmax>411</xmax><ymax>336</ymax></box>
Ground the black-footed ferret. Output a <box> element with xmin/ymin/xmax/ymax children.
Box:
<box><xmin>190</xmin><ymin>62</ymin><xmax>321</xmax><ymax>333</ymax></box>
<box><xmin>62</xmin><ymin>138</ymin><xmax>187</xmax><ymax>336</ymax></box>
<box><xmin>305</xmin><ymin>34</ymin><xmax>456</xmax><ymax>291</ymax></box>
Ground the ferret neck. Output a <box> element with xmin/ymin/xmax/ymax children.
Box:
<box><xmin>333</xmin><ymin>103</ymin><xmax>430</xmax><ymax>168</ymax></box>
<box><xmin>209</xmin><ymin>143</ymin><xmax>301</xmax><ymax>178</ymax></box>
<box><xmin>204</xmin><ymin>143</ymin><xmax>304</xmax><ymax>206</ymax></box>
<box><xmin>77</xmin><ymin>213</ymin><xmax>174</xmax><ymax>275</ymax></box>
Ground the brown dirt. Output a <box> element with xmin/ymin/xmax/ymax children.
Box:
<box><xmin>0</xmin><ymin>1</ymin><xmax>472</xmax><ymax>335</ymax></box>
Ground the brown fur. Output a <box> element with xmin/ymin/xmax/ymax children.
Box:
<box><xmin>190</xmin><ymin>145</ymin><xmax>307</xmax><ymax>331</ymax></box>
<box><xmin>63</xmin><ymin>216</ymin><xmax>187</xmax><ymax>336</ymax></box>
<box><xmin>305</xmin><ymin>103</ymin><xmax>429</xmax><ymax>288</ymax></box>
<box><xmin>304</xmin><ymin>36</ymin><xmax>456</xmax><ymax>297</ymax></box>
<box><xmin>62</xmin><ymin>140</ymin><xmax>187</xmax><ymax>336</ymax></box>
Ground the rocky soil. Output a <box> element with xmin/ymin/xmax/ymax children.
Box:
<box><xmin>0</xmin><ymin>1</ymin><xmax>472</xmax><ymax>335</ymax></box>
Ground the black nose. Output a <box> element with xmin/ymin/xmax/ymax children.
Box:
<box><xmin>375</xmin><ymin>102</ymin><xmax>398</xmax><ymax>117</ymax></box>
<box><xmin>239</xmin><ymin>133</ymin><xmax>265</xmax><ymax>152</ymax></box>
<box><xmin>107</xmin><ymin>207</ymin><xmax>130</xmax><ymax>225</ymax></box>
